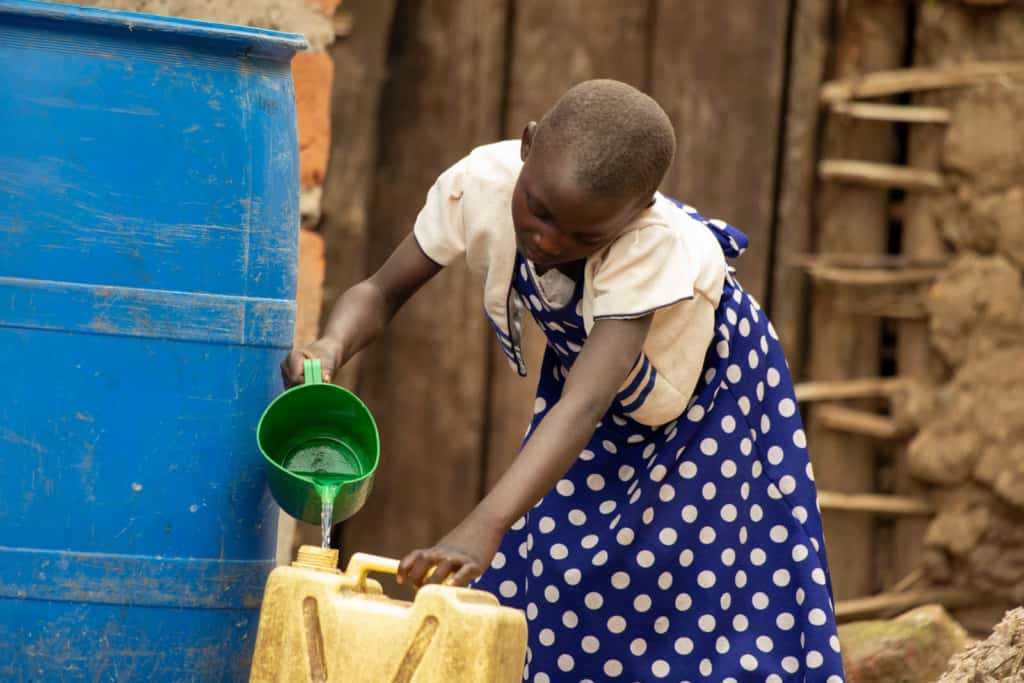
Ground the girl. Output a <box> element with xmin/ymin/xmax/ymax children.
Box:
<box><xmin>282</xmin><ymin>79</ymin><xmax>845</xmax><ymax>682</ymax></box>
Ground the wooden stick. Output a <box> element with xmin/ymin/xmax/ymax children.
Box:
<box><xmin>809</xmin><ymin>1</ymin><xmax>906</xmax><ymax>601</ymax></box>
<box><xmin>818</xmin><ymin>491</ymin><xmax>934</xmax><ymax>516</ymax></box>
<box><xmin>794</xmin><ymin>377</ymin><xmax>907</xmax><ymax>402</ymax></box>
<box><xmin>815</xmin><ymin>405</ymin><xmax>910</xmax><ymax>439</ymax></box>
<box><xmin>835</xmin><ymin>588</ymin><xmax>982</xmax><ymax>621</ymax></box>
<box><xmin>786</xmin><ymin>252</ymin><xmax>949</xmax><ymax>270</ymax></box>
<box><xmin>804</xmin><ymin>265</ymin><xmax>943</xmax><ymax>285</ymax></box>
<box><xmin>888</xmin><ymin>568</ymin><xmax>925</xmax><ymax>594</ymax></box>
<box><xmin>831</xmin><ymin>101</ymin><xmax>951</xmax><ymax>124</ymax></box>
<box><xmin>820</xmin><ymin>61</ymin><xmax>1024</xmax><ymax>103</ymax></box>
<box><xmin>769</xmin><ymin>0</ymin><xmax>832</xmax><ymax>382</ymax></box>
<box><xmin>819</xmin><ymin>159</ymin><xmax>946</xmax><ymax>190</ymax></box>
<box><xmin>834</xmin><ymin>289</ymin><xmax>929</xmax><ymax>320</ymax></box>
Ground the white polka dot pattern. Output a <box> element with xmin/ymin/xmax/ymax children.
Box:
<box><xmin>472</xmin><ymin>236</ymin><xmax>843</xmax><ymax>680</ymax></box>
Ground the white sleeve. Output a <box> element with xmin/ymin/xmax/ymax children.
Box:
<box><xmin>591</xmin><ymin>223</ymin><xmax>721</xmax><ymax>426</ymax></box>
<box><xmin>412</xmin><ymin>157</ymin><xmax>468</xmax><ymax>266</ymax></box>
<box><xmin>591</xmin><ymin>224</ymin><xmax>697</xmax><ymax>319</ymax></box>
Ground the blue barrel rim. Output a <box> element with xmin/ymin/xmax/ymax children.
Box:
<box><xmin>0</xmin><ymin>0</ymin><xmax>308</xmax><ymax>59</ymax></box>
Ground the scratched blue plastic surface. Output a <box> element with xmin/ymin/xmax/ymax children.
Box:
<box><xmin>0</xmin><ymin>1</ymin><xmax>305</xmax><ymax>679</ymax></box>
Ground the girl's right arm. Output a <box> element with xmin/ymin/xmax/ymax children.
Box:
<box><xmin>280</xmin><ymin>234</ymin><xmax>442</xmax><ymax>387</ymax></box>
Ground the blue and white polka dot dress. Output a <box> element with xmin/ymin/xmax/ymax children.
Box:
<box><xmin>473</xmin><ymin>211</ymin><xmax>846</xmax><ymax>682</ymax></box>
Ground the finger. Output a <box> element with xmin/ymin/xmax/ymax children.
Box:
<box><xmin>283</xmin><ymin>350</ymin><xmax>307</xmax><ymax>388</ymax></box>
<box><xmin>300</xmin><ymin>347</ymin><xmax>335</xmax><ymax>384</ymax></box>
<box><xmin>407</xmin><ymin>550</ymin><xmax>442</xmax><ymax>588</ymax></box>
<box><xmin>405</xmin><ymin>552</ymin><xmax>442</xmax><ymax>589</ymax></box>
<box><xmin>309</xmin><ymin>343</ymin><xmax>340</xmax><ymax>384</ymax></box>
<box><xmin>450</xmin><ymin>563</ymin><xmax>482</xmax><ymax>587</ymax></box>
<box><xmin>396</xmin><ymin>549</ymin><xmax>424</xmax><ymax>585</ymax></box>
<box><xmin>425</xmin><ymin>558</ymin><xmax>458</xmax><ymax>586</ymax></box>
<box><xmin>279</xmin><ymin>357</ymin><xmax>290</xmax><ymax>388</ymax></box>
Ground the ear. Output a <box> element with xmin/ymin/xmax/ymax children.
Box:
<box><xmin>520</xmin><ymin>121</ymin><xmax>538</xmax><ymax>162</ymax></box>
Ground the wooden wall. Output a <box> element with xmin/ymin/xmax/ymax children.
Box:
<box><xmin>310</xmin><ymin>0</ymin><xmax>897</xmax><ymax>601</ymax></box>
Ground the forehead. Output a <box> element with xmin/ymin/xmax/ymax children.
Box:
<box><xmin>520</xmin><ymin>147</ymin><xmax>634</xmax><ymax>233</ymax></box>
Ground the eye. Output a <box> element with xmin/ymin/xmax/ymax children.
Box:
<box><xmin>526</xmin><ymin>193</ymin><xmax>551</xmax><ymax>221</ymax></box>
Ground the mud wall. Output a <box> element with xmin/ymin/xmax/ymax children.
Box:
<box><xmin>904</xmin><ymin>3</ymin><xmax>1024</xmax><ymax>604</ymax></box>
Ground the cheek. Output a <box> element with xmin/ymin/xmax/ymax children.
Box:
<box><xmin>510</xmin><ymin>194</ymin><xmax>528</xmax><ymax>234</ymax></box>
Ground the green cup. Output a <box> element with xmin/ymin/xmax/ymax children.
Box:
<box><xmin>257</xmin><ymin>358</ymin><xmax>380</xmax><ymax>525</ymax></box>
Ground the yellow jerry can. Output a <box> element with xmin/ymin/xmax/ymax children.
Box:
<box><xmin>250</xmin><ymin>546</ymin><xmax>528</xmax><ymax>682</ymax></box>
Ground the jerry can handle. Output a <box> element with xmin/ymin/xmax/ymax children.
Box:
<box><xmin>343</xmin><ymin>552</ymin><xmax>442</xmax><ymax>589</ymax></box>
<box><xmin>344</xmin><ymin>552</ymin><xmax>400</xmax><ymax>589</ymax></box>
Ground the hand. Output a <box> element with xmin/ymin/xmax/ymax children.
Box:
<box><xmin>397</xmin><ymin>514</ymin><xmax>505</xmax><ymax>589</ymax></box>
<box><xmin>279</xmin><ymin>337</ymin><xmax>344</xmax><ymax>388</ymax></box>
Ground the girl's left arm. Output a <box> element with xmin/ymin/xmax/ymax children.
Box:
<box><xmin>398</xmin><ymin>313</ymin><xmax>654</xmax><ymax>588</ymax></box>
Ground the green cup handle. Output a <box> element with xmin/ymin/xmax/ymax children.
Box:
<box><xmin>303</xmin><ymin>358</ymin><xmax>323</xmax><ymax>385</ymax></box>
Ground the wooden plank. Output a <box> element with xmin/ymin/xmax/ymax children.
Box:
<box><xmin>484</xmin><ymin>0</ymin><xmax>652</xmax><ymax>491</ymax></box>
<box><xmin>279</xmin><ymin>0</ymin><xmax>400</xmax><ymax>564</ymax></box>
<box><xmin>834</xmin><ymin>285</ymin><xmax>929</xmax><ymax>320</ymax></box>
<box><xmin>341</xmin><ymin>0</ymin><xmax>507</xmax><ymax>571</ymax></box>
<box><xmin>795</xmin><ymin>377</ymin><xmax>906</xmax><ymax>402</ymax></box>
<box><xmin>830</xmin><ymin>101</ymin><xmax>950</xmax><ymax>125</ymax></box>
<box><xmin>771</xmin><ymin>0</ymin><xmax>834</xmax><ymax>381</ymax></box>
<box><xmin>831</xmin><ymin>101</ymin><xmax>951</xmax><ymax>124</ymax></box>
<box><xmin>835</xmin><ymin>588</ymin><xmax>982</xmax><ymax>622</ymax></box>
<box><xmin>807</xmin><ymin>0</ymin><xmax>908</xmax><ymax>601</ymax></box>
<box><xmin>819</xmin><ymin>160</ymin><xmax>946</xmax><ymax>190</ymax></box>
<box><xmin>888</xmin><ymin>568</ymin><xmax>924</xmax><ymax>593</ymax></box>
<box><xmin>883</xmin><ymin>0</ymin><xmax>963</xmax><ymax>606</ymax></box>
<box><xmin>818</xmin><ymin>491</ymin><xmax>933</xmax><ymax>515</ymax></box>
<box><xmin>318</xmin><ymin>0</ymin><xmax>399</xmax><ymax>392</ymax></box>
<box><xmin>652</xmin><ymin>0</ymin><xmax>790</xmax><ymax>306</ymax></box>
<box><xmin>787</xmin><ymin>252</ymin><xmax>949</xmax><ymax>270</ymax></box>
<box><xmin>820</xmin><ymin>61</ymin><xmax>1024</xmax><ymax>103</ymax></box>
<box><xmin>815</xmin><ymin>405</ymin><xmax>910</xmax><ymax>440</ymax></box>
<box><xmin>803</xmin><ymin>264</ymin><xmax>943</xmax><ymax>286</ymax></box>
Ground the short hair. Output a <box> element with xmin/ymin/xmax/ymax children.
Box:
<box><xmin>532</xmin><ymin>79</ymin><xmax>676</xmax><ymax>200</ymax></box>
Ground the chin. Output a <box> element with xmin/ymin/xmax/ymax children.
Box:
<box><xmin>525</xmin><ymin>250</ymin><xmax>559</xmax><ymax>267</ymax></box>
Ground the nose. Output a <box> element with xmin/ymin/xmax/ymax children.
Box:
<box><xmin>531</xmin><ymin>224</ymin><xmax>564</xmax><ymax>257</ymax></box>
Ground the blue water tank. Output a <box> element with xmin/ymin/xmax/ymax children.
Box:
<box><xmin>0</xmin><ymin>1</ymin><xmax>305</xmax><ymax>679</ymax></box>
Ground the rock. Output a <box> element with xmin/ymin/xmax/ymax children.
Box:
<box><xmin>925</xmin><ymin>488</ymin><xmax>991</xmax><ymax>557</ymax></box>
<box><xmin>921</xmin><ymin>484</ymin><xmax>1024</xmax><ymax>601</ymax></box>
<box><xmin>839</xmin><ymin>605</ymin><xmax>969</xmax><ymax>683</ymax></box>
<box><xmin>938</xmin><ymin>607</ymin><xmax>1024</xmax><ymax>682</ymax></box>
<box><xmin>935</xmin><ymin>194</ymin><xmax>998</xmax><ymax>256</ymax></box>
<box><xmin>934</xmin><ymin>188</ymin><xmax>1024</xmax><ymax>268</ymax></box>
<box><xmin>980</xmin><ymin>188</ymin><xmax>1024</xmax><ymax>270</ymax></box>
<box><xmin>944</xmin><ymin>84</ymin><xmax>1024</xmax><ymax>191</ymax></box>
<box><xmin>926</xmin><ymin>254</ymin><xmax>1024</xmax><ymax>369</ymax></box>
<box><xmin>908</xmin><ymin>349</ymin><xmax>1024</xmax><ymax>495</ymax></box>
